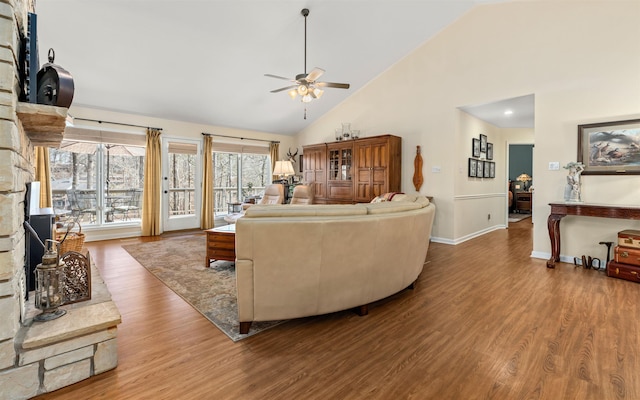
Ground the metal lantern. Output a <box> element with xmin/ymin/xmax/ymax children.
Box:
<box><xmin>34</xmin><ymin>240</ymin><xmax>66</xmax><ymax>321</ymax></box>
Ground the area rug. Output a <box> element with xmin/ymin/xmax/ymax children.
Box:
<box><xmin>122</xmin><ymin>236</ymin><xmax>284</xmax><ymax>342</ymax></box>
<box><xmin>509</xmin><ymin>213</ymin><xmax>531</xmax><ymax>223</ymax></box>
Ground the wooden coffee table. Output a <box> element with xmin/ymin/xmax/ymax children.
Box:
<box><xmin>205</xmin><ymin>224</ymin><xmax>236</xmax><ymax>267</ymax></box>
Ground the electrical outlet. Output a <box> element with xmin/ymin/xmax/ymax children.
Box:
<box><xmin>432</xmin><ymin>166</ymin><xmax>441</xmax><ymax>173</ymax></box>
<box><xmin>549</xmin><ymin>162</ymin><xmax>560</xmax><ymax>170</ymax></box>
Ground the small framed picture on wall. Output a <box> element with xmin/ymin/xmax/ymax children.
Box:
<box><xmin>489</xmin><ymin>162</ymin><xmax>495</xmax><ymax>178</ymax></box>
<box><xmin>468</xmin><ymin>158</ymin><xmax>477</xmax><ymax>177</ymax></box>
<box><xmin>472</xmin><ymin>138</ymin><xmax>481</xmax><ymax>158</ymax></box>
<box><xmin>476</xmin><ymin>159</ymin><xmax>484</xmax><ymax>177</ymax></box>
<box><xmin>486</xmin><ymin>143</ymin><xmax>493</xmax><ymax>160</ymax></box>
<box><xmin>483</xmin><ymin>161</ymin><xmax>491</xmax><ymax>178</ymax></box>
<box><xmin>479</xmin><ymin>134</ymin><xmax>488</xmax><ymax>153</ymax></box>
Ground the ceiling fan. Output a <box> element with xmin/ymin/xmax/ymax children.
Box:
<box><xmin>265</xmin><ymin>8</ymin><xmax>350</xmax><ymax>107</ymax></box>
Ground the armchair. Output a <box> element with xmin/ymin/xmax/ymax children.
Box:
<box><xmin>290</xmin><ymin>185</ymin><xmax>313</xmax><ymax>205</ymax></box>
<box><xmin>225</xmin><ymin>184</ymin><xmax>285</xmax><ymax>224</ymax></box>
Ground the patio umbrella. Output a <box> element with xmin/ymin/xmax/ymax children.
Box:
<box><xmin>58</xmin><ymin>140</ymin><xmax>145</xmax><ymax>195</ymax></box>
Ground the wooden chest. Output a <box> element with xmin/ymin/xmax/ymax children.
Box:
<box><xmin>607</xmin><ymin>260</ymin><xmax>640</xmax><ymax>283</ymax></box>
<box><xmin>618</xmin><ymin>229</ymin><xmax>640</xmax><ymax>249</ymax></box>
<box><xmin>205</xmin><ymin>225</ymin><xmax>236</xmax><ymax>266</ymax></box>
<box><xmin>614</xmin><ymin>245</ymin><xmax>640</xmax><ymax>266</ymax></box>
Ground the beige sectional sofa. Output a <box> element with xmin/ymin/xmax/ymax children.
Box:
<box><xmin>234</xmin><ymin>194</ymin><xmax>436</xmax><ymax>334</ymax></box>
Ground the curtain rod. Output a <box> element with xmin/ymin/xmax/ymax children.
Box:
<box><xmin>73</xmin><ymin>117</ymin><xmax>163</xmax><ymax>131</ymax></box>
<box><xmin>202</xmin><ymin>132</ymin><xmax>279</xmax><ymax>144</ymax></box>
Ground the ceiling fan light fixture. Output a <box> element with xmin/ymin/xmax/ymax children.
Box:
<box><xmin>297</xmin><ymin>85</ymin><xmax>308</xmax><ymax>96</ymax></box>
<box><xmin>311</xmin><ymin>87</ymin><xmax>324</xmax><ymax>99</ymax></box>
<box><xmin>264</xmin><ymin>8</ymin><xmax>350</xmax><ymax>118</ymax></box>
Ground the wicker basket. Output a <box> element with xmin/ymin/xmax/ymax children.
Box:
<box><xmin>56</xmin><ymin>222</ymin><xmax>85</xmax><ymax>254</ymax></box>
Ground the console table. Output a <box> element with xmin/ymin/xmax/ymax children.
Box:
<box><xmin>547</xmin><ymin>202</ymin><xmax>640</xmax><ymax>268</ymax></box>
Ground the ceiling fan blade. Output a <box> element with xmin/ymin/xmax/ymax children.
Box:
<box><xmin>305</xmin><ymin>67</ymin><xmax>325</xmax><ymax>83</ymax></box>
<box><xmin>264</xmin><ymin>74</ymin><xmax>294</xmax><ymax>81</ymax></box>
<box><xmin>270</xmin><ymin>85</ymin><xmax>297</xmax><ymax>93</ymax></box>
<box><xmin>316</xmin><ymin>82</ymin><xmax>350</xmax><ymax>89</ymax></box>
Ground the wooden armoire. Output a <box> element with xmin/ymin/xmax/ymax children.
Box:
<box><xmin>302</xmin><ymin>134</ymin><xmax>401</xmax><ymax>204</ymax></box>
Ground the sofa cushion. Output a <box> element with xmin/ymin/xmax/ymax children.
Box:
<box><xmin>370</xmin><ymin>192</ymin><xmax>405</xmax><ymax>203</ymax></box>
<box><xmin>243</xmin><ymin>204</ymin><xmax>367</xmax><ymax>218</ymax></box>
<box><xmin>363</xmin><ymin>201</ymin><xmax>423</xmax><ymax>214</ymax></box>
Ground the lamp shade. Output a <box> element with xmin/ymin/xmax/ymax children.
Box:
<box><xmin>516</xmin><ymin>173</ymin><xmax>532</xmax><ymax>182</ymax></box>
<box><xmin>273</xmin><ymin>160</ymin><xmax>295</xmax><ymax>177</ymax></box>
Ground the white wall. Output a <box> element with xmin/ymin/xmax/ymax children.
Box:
<box><xmin>295</xmin><ymin>1</ymin><xmax>640</xmax><ymax>261</ymax></box>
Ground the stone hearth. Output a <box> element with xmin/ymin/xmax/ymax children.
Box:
<box><xmin>3</xmin><ymin>263</ymin><xmax>121</xmax><ymax>398</ymax></box>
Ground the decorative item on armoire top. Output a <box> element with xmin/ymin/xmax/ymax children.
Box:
<box><xmin>351</xmin><ymin>130</ymin><xmax>360</xmax><ymax>139</ymax></box>
<box><xmin>335</xmin><ymin>128</ymin><xmax>342</xmax><ymax>141</ymax></box>
<box><xmin>413</xmin><ymin>145</ymin><xmax>423</xmax><ymax>191</ymax></box>
<box><xmin>342</xmin><ymin>123</ymin><xmax>351</xmax><ymax>139</ymax></box>
<box><xmin>563</xmin><ymin>162</ymin><xmax>584</xmax><ymax>202</ymax></box>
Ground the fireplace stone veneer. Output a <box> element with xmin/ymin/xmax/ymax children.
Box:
<box><xmin>0</xmin><ymin>1</ymin><xmax>122</xmax><ymax>398</ymax></box>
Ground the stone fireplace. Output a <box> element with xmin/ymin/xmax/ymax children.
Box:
<box><xmin>0</xmin><ymin>1</ymin><xmax>121</xmax><ymax>398</ymax></box>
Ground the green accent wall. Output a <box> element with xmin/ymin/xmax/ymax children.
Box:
<box><xmin>509</xmin><ymin>144</ymin><xmax>533</xmax><ymax>182</ymax></box>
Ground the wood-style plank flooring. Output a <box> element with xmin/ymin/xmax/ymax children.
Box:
<box><xmin>35</xmin><ymin>218</ymin><xmax>640</xmax><ymax>399</ymax></box>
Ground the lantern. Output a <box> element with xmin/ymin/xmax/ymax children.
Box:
<box><xmin>34</xmin><ymin>239</ymin><xmax>66</xmax><ymax>321</ymax></box>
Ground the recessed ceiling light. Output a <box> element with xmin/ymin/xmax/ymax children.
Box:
<box><xmin>504</xmin><ymin>110</ymin><xmax>513</xmax><ymax>115</ymax></box>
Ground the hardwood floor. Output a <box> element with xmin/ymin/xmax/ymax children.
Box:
<box><xmin>35</xmin><ymin>220</ymin><xmax>640</xmax><ymax>400</ymax></box>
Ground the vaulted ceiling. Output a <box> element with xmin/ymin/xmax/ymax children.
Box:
<box><xmin>36</xmin><ymin>0</ymin><xmax>513</xmax><ymax>135</ymax></box>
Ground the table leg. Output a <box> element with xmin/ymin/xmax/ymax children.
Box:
<box><xmin>547</xmin><ymin>213</ymin><xmax>564</xmax><ymax>268</ymax></box>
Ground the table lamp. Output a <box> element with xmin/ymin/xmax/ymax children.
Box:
<box><xmin>273</xmin><ymin>160</ymin><xmax>295</xmax><ymax>183</ymax></box>
<box><xmin>516</xmin><ymin>173</ymin><xmax>532</xmax><ymax>191</ymax></box>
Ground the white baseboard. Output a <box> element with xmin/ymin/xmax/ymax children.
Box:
<box><xmin>431</xmin><ymin>224</ymin><xmax>506</xmax><ymax>245</ymax></box>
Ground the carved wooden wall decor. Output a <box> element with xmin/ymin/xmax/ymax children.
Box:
<box><xmin>413</xmin><ymin>145</ymin><xmax>423</xmax><ymax>191</ymax></box>
<box><xmin>61</xmin><ymin>251</ymin><xmax>91</xmax><ymax>304</ymax></box>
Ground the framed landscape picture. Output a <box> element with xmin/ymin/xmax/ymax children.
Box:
<box><xmin>472</xmin><ymin>138</ymin><xmax>480</xmax><ymax>158</ymax></box>
<box><xmin>468</xmin><ymin>158</ymin><xmax>477</xmax><ymax>177</ymax></box>
<box><xmin>577</xmin><ymin>119</ymin><xmax>640</xmax><ymax>175</ymax></box>
<box><xmin>479</xmin><ymin>134</ymin><xmax>487</xmax><ymax>153</ymax></box>
<box><xmin>486</xmin><ymin>143</ymin><xmax>493</xmax><ymax>160</ymax></box>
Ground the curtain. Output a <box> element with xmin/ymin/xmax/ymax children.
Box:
<box><xmin>35</xmin><ymin>147</ymin><xmax>52</xmax><ymax>208</ymax></box>
<box><xmin>200</xmin><ymin>135</ymin><xmax>214</xmax><ymax>229</ymax></box>
<box><xmin>142</xmin><ymin>128</ymin><xmax>162</xmax><ymax>236</ymax></box>
<box><xmin>269</xmin><ymin>142</ymin><xmax>279</xmax><ymax>182</ymax></box>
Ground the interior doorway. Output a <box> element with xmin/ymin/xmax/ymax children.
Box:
<box><xmin>508</xmin><ymin>143</ymin><xmax>534</xmax><ymax>223</ymax></box>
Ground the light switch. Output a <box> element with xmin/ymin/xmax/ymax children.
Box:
<box><xmin>549</xmin><ymin>162</ymin><xmax>560</xmax><ymax>170</ymax></box>
<box><xmin>432</xmin><ymin>166</ymin><xmax>441</xmax><ymax>173</ymax></box>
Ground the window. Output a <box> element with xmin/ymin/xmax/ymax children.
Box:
<box><xmin>50</xmin><ymin>127</ymin><xmax>145</xmax><ymax>226</ymax></box>
<box><xmin>212</xmin><ymin>143</ymin><xmax>270</xmax><ymax>215</ymax></box>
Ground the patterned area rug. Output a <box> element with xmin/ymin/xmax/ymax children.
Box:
<box><xmin>509</xmin><ymin>213</ymin><xmax>531</xmax><ymax>223</ymax></box>
<box><xmin>122</xmin><ymin>236</ymin><xmax>284</xmax><ymax>341</ymax></box>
